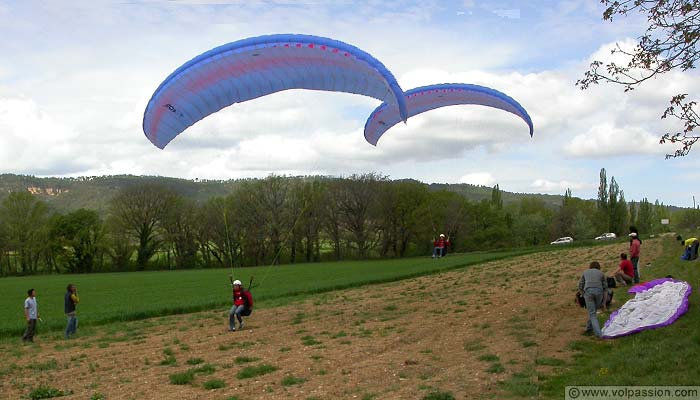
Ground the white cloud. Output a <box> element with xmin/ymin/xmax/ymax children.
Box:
<box><xmin>564</xmin><ymin>124</ymin><xmax>674</xmax><ymax>158</ymax></box>
<box><xmin>531</xmin><ymin>179</ymin><xmax>591</xmax><ymax>193</ymax></box>
<box><xmin>0</xmin><ymin>97</ymin><xmax>92</xmax><ymax>175</ymax></box>
<box><xmin>459</xmin><ymin>172</ymin><xmax>495</xmax><ymax>187</ymax></box>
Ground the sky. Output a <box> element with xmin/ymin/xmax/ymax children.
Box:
<box><xmin>1</xmin><ymin>0</ymin><xmax>699</xmax><ymax>206</ymax></box>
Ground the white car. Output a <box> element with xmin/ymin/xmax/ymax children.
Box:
<box><xmin>550</xmin><ymin>237</ymin><xmax>574</xmax><ymax>245</ymax></box>
<box><xmin>595</xmin><ymin>233</ymin><xmax>617</xmax><ymax>241</ymax></box>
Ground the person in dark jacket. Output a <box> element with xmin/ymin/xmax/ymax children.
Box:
<box><xmin>229</xmin><ymin>279</ymin><xmax>253</xmax><ymax>331</ymax></box>
<box><xmin>64</xmin><ymin>284</ymin><xmax>79</xmax><ymax>338</ymax></box>
<box><xmin>578</xmin><ymin>261</ymin><xmax>608</xmax><ymax>338</ymax></box>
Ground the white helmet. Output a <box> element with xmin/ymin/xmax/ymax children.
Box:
<box><xmin>233</xmin><ymin>280</ymin><xmax>242</xmax><ymax>286</ymax></box>
<box><xmin>440</xmin><ymin>234</ymin><xmax>445</xmax><ymax>238</ymax></box>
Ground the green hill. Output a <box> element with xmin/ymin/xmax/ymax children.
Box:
<box><xmin>0</xmin><ymin>173</ymin><xmax>626</xmax><ymax>215</ymax></box>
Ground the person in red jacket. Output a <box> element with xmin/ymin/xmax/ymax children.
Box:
<box><xmin>613</xmin><ymin>253</ymin><xmax>634</xmax><ymax>286</ymax></box>
<box><xmin>432</xmin><ymin>234</ymin><xmax>451</xmax><ymax>258</ymax></box>
<box><xmin>629</xmin><ymin>232</ymin><xmax>642</xmax><ymax>283</ymax></box>
<box><xmin>229</xmin><ymin>279</ymin><xmax>253</xmax><ymax>331</ymax></box>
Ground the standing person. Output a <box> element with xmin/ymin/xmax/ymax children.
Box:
<box><xmin>229</xmin><ymin>279</ymin><xmax>253</xmax><ymax>331</ymax></box>
<box><xmin>629</xmin><ymin>232</ymin><xmax>642</xmax><ymax>283</ymax></box>
<box><xmin>613</xmin><ymin>253</ymin><xmax>634</xmax><ymax>286</ymax></box>
<box><xmin>432</xmin><ymin>234</ymin><xmax>451</xmax><ymax>258</ymax></box>
<box><xmin>64</xmin><ymin>284</ymin><xmax>79</xmax><ymax>339</ymax></box>
<box><xmin>22</xmin><ymin>289</ymin><xmax>39</xmax><ymax>343</ymax></box>
<box><xmin>577</xmin><ymin>261</ymin><xmax>608</xmax><ymax>338</ymax></box>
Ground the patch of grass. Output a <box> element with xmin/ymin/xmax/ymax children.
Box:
<box><xmin>0</xmin><ymin>363</ymin><xmax>19</xmax><ymax>377</ymax></box>
<box><xmin>500</xmin><ymin>370</ymin><xmax>538</xmax><ymax>397</ymax></box>
<box><xmin>421</xmin><ymin>391</ymin><xmax>455</xmax><ymax>400</ymax></box>
<box><xmin>383</xmin><ymin>305</ymin><xmax>398</xmax><ymax>311</ymax></box>
<box><xmin>535</xmin><ymin>357</ymin><xmax>566</xmax><ymax>366</ymax></box>
<box><xmin>28</xmin><ymin>386</ymin><xmax>71</xmax><ymax>399</ymax></box>
<box><xmin>486</xmin><ymin>363</ymin><xmax>505</xmax><ymax>374</ymax></box>
<box><xmin>26</xmin><ymin>359</ymin><xmax>58</xmax><ymax>371</ymax></box>
<box><xmin>281</xmin><ymin>375</ymin><xmax>307</xmax><ymax>386</ymax></box>
<box><xmin>159</xmin><ymin>356</ymin><xmax>177</xmax><ymax>366</ymax></box>
<box><xmin>331</xmin><ymin>331</ymin><xmax>347</xmax><ymax>339</ymax></box>
<box><xmin>521</xmin><ymin>340</ymin><xmax>537</xmax><ymax>348</ymax></box>
<box><xmin>463</xmin><ymin>340</ymin><xmax>481</xmax><ymax>352</ymax></box>
<box><xmin>235</xmin><ymin>356</ymin><xmax>260</xmax><ymax>364</ymax></box>
<box><xmin>202</xmin><ymin>379</ymin><xmax>226</xmax><ymax>390</ymax></box>
<box><xmin>301</xmin><ymin>336</ymin><xmax>322</xmax><ymax>346</ymax></box>
<box><xmin>279</xmin><ymin>346</ymin><xmax>292</xmax><ymax>352</ymax></box>
<box><xmin>191</xmin><ymin>364</ymin><xmax>216</xmax><ymax>375</ymax></box>
<box><xmin>186</xmin><ymin>358</ymin><xmax>204</xmax><ymax>365</ymax></box>
<box><xmin>89</xmin><ymin>393</ymin><xmax>105</xmax><ymax>400</ymax></box>
<box><xmin>237</xmin><ymin>364</ymin><xmax>279</xmax><ymax>379</ymax></box>
<box><xmin>478</xmin><ymin>354</ymin><xmax>499</xmax><ymax>362</ymax></box>
<box><xmin>357</xmin><ymin>328</ymin><xmax>373</xmax><ymax>338</ymax></box>
<box><xmin>292</xmin><ymin>313</ymin><xmax>305</xmax><ymax>324</ymax></box>
<box><xmin>168</xmin><ymin>370</ymin><xmax>195</xmax><ymax>385</ymax></box>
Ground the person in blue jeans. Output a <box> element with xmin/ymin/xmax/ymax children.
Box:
<box><xmin>229</xmin><ymin>280</ymin><xmax>253</xmax><ymax>331</ymax></box>
<box><xmin>64</xmin><ymin>284</ymin><xmax>79</xmax><ymax>338</ymax></box>
<box><xmin>577</xmin><ymin>261</ymin><xmax>608</xmax><ymax>338</ymax></box>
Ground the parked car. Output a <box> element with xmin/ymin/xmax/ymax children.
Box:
<box><xmin>594</xmin><ymin>233</ymin><xmax>617</xmax><ymax>241</ymax></box>
<box><xmin>550</xmin><ymin>237</ymin><xmax>574</xmax><ymax>245</ymax></box>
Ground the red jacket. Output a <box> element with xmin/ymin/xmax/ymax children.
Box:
<box><xmin>619</xmin><ymin>259</ymin><xmax>634</xmax><ymax>276</ymax></box>
<box><xmin>233</xmin><ymin>289</ymin><xmax>254</xmax><ymax>309</ymax></box>
<box><xmin>630</xmin><ymin>239</ymin><xmax>641</xmax><ymax>258</ymax></box>
<box><xmin>433</xmin><ymin>238</ymin><xmax>450</xmax><ymax>248</ymax></box>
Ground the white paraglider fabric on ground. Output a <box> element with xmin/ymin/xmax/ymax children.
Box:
<box><xmin>602</xmin><ymin>279</ymin><xmax>691</xmax><ymax>339</ymax></box>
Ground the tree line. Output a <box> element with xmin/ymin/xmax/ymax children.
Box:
<box><xmin>0</xmin><ymin>172</ymin><xmax>674</xmax><ymax>276</ymax></box>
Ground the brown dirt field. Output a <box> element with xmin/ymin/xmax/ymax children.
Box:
<box><xmin>0</xmin><ymin>240</ymin><xmax>663</xmax><ymax>400</ymax></box>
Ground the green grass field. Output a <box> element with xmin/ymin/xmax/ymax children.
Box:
<box><xmin>540</xmin><ymin>236</ymin><xmax>700</xmax><ymax>396</ymax></box>
<box><xmin>0</xmin><ymin>248</ymin><xmax>545</xmax><ymax>338</ymax></box>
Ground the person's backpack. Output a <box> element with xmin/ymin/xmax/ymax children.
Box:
<box><xmin>240</xmin><ymin>289</ymin><xmax>253</xmax><ymax>316</ymax></box>
<box><xmin>607</xmin><ymin>277</ymin><xmax>617</xmax><ymax>289</ymax></box>
<box><xmin>575</xmin><ymin>292</ymin><xmax>586</xmax><ymax>308</ymax></box>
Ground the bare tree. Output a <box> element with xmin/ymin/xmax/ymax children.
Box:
<box><xmin>579</xmin><ymin>0</ymin><xmax>700</xmax><ymax>157</ymax></box>
<box><xmin>109</xmin><ymin>184</ymin><xmax>178</xmax><ymax>270</ymax></box>
<box><xmin>336</xmin><ymin>174</ymin><xmax>383</xmax><ymax>258</ymax></box>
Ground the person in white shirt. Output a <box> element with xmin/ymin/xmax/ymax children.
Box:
<box><xmin>22</xmin><ymin>288</ymin><xmax>39</xmax><ymax>343</ymax></box>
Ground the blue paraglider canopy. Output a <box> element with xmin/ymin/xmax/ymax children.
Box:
<box><xmin>143</xmin><ymin>34</ymin><xmax>407</xmax><ymax>149</ymax></box>
<box><xmin>364</xmin><ymin>83</ymin><xmax>534</xmax><ymax>146</ymax></box>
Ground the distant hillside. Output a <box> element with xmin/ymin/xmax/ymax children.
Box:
<box><xmin>0</xmin><ymin>174</ymin><xmax>240</xmax><ymax>215</ymax></box>
<box><xmin>0</xmin><ymin>173</ymin><xmax>668</xmax><ymax>215</ymax></box>
<box><xmin>427</xmin><ymin>183</ymin><xmax>566</xmax><ymax>209</ymax></box>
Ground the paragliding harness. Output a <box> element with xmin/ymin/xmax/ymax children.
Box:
<box><xmin>230</xmin><ymin>276</ymin><xmax>254</xmax><ymax>316</ymax></box>
<box><xmin>576</xmin><ymin>286</ymin><xmax>614</xmax><ymax>308</ymax></box>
